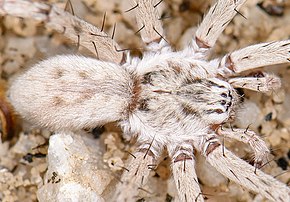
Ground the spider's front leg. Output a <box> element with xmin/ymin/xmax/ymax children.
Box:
<box><xmin>216</xmin><ymin>127</ymin><xmax>270</xmax><ymax>168</ymax></box>
<box><xmin>168</xmin><ymin>144</ymin><xmax>204</xmax><ymax>202</ymax></box>
<box><xmin>218</xmin><ymin>40</ymin><xmax>290</xmax><ymax>77</ymax></box>
<box><xmin>195</xmin><ymin>134</ymin><xmax>290</xmax><ymax>202</ymax></box>
<box><xmin>193</xmin><ymin>0</ymin><xmax>246</xmax><ymax>54</ymax></box>
<box><xmin>228</xmin><ymin>72</ymin><xmax>281</xmax><ymax>92</ymax></box>
<box><xmin>113</xmin><ymin>144</ymin><xmax>158</xmax><ymax>201</ymax></box>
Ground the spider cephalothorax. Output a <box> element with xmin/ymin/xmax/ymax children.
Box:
<box><xmin>2</xmin><ymin>0</ymin><xmax>290</xmax><ymax>201</ymax></box>
<box><xmin>122</xmin><ymin>53</ymin><xmax>240</xmax><ymax>151</ymax></box>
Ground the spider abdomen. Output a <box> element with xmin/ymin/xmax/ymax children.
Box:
<box><xmin>8</xmin><ymin>55</ymin><xmax>134</xmax><ymax>131</ymax></box>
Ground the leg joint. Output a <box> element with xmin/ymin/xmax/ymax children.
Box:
<box><xmin>174</xmin><ymin>153</ymin><xmax>193</xmax><ymax>163</ymax></box>
<box><xmin>203</xmin><ymin>136</ymin><xmax>221</xmax><ymax>156</ymax></box>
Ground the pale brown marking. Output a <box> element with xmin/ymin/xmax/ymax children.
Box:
<box><xmin>79</xmin><ymin>89</ymin><xmax>95</xmax><ymax>101</ymax></box>
<box><xmin>72</xmin><ymin>21</ymin><xmax>82</xmax><ymax>34</ymax></box>
<box><xmin>128</xmin><ymin>76</ymin><xmax>141</xmax><ymax>113</ymax></box>
<box><xmin>52</xmin><ymin>96</ymin><xmax>65</xmax><ymax>106</ymax></box>
<box><xmin>195</xmin><ymin>36</ymin><xmax>211</xmax><ymax>49</ymax></box>
<box><xmin>205</xmin><ymin>142</ymin><xmax>221</xmax><ymax>156</ymax></box>
<box><xmin>78</xmin><ymin>71</ymin><xmax>88</xmax><ymax>79</ymax></box>
<box><xmin>53</xmin><ymin>69</ymin><xmax>64</xmax><ymax>79</ymax></box>
<box><xmin>182</xmin><ymin>103</ymin><xmax>199</xmax><ymax>117</ymax></box>
<box><xmin>172</xmin><ymin>65</ymin><xmax>181</xmax><ymax>73</ymax></box>
<box><xmin>210</xmin><ymin>124</ymin><xmax>220</xmax><ymax>131</ymax></box>
<box><xmin>145</xmin><ymin>35</ymin><xmax>162</xmax><ymax>45</ymax></box>
<box><xmin>174</xmin><ymin>153</ymin><xmax>193</xmax><ymax>163</ymax></box>
<box><xmin>225</xmin><ymin>54</ymin><xmax>236</xmax><ymax>72</ymax></box>
<box><xmin>168</xmin><ymin>61</ymin><xmax>181</xmax><ymax>74</ymax></box>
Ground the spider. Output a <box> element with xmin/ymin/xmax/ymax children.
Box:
<box><xmin>1</xmin><ymin>0</ymin><xmax>290</xmax><ymax>201</ymax></box>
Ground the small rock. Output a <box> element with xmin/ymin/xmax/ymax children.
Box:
<box><xmin>267</xmin><ymin>130</ymin><xmax>281</xmax><ymax>147</ymax></box>
<box><xmin>37</xmin><ymin>132</ymin><xmax>113</xmax><ymax>202</ymax></box>
<box><xmin>235</xmin><ymin>99</ymin><xmax>262</xmax><ymax>129</ymax></box>
<box><xmin>272</xmin><ymin>89</ymin><xmax>285</xmax><ymax>104</ymax></box>
<box><xmin>196</xmin><ymin>155</ymin><xmax>227</xmax><ymax>187</ymax></box>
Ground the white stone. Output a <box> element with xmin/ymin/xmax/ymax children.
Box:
<box><xmin>196</xmin><ymin>155</ymin><xmax>227</xmax><ymax>187</ymax></box>
<box><xmin>235</xmin><ymin>99</ymin><xmax>262</xmax><ymax>129</ymax></box>
<box><xmin>38</xmin><ymin>182</ymin><xmax>104</xmax><ymax>202</ymax></box>
<box><xmin>37</xmin><ymin>131</ymin><xmax>113</xmax><ymax>202</ymax></box>
<box><xmin>277</xmin><ymin>94</ymin><xmax>290</xmax><ymax>124</ymax></box>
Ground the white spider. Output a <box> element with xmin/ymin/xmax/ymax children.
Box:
<box><xmin>1</xmin><ymin>0</ymin><xmax>290</xmax><ymax>201</ymax></box>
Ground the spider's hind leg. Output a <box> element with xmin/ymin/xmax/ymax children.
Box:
<box><xmin>167</xmin><ymin>144</ymin><xmax>204</xmax><ymax>202</ymax></box>
<box><xmin>113</xmin><ymin>144</ymin><xmax>158</xmax><ymax>201</ymax></box>
<box><xmin>0</xmin><ymin>0</ymin><xmax>124</xmax><ymax>63</ymax></box>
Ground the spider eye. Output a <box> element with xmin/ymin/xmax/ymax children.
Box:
<box><xmin>215</xmin><ymin>109</ymin><xmax>223</xmax><ymax>114</ymax></box>
<box><xmin>221</xmin><ymin>93</ymin><xmax>227</xmax><ymax>98</ymax></box>
<box><xmin>220</xmin><ymin>100</ymin><xmax>227</xmax><ymax>105</ymax></box>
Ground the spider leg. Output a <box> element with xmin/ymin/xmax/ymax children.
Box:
<box><xmin>218</xmin><ymin>40</ymin><xmax>290</xmax><ymax>77</ymax></box>
<box><xmin>228</xmin><ymin>72</ymin><xmax>281</xmax><ymax>93</ymax></box>
<box><xmin>193</xmin><ymin>0</ymin><xmax>246</xmax><ymax>53</ymax></box>
<box><xmin>168</xmin><ymin>144</ymin><xmax>204</xmax><ymax>202</ymax></box>
<box><xmin>195</xmin><ymin>134</ymin><xmax>290</xmax><ymax>202</ymax></box>
<box><xmin>113</xmin><ymin>145</ymin><xmax>157</xmax><ymax>201</ymax></box>
<box><xmin>0</xmin><ymin>0</ymin><xmax>124</xmax><ymax>63</ymax></box>
<box><xmin>216</xmin><ymin>127</ymin><xmax>270</xmax><ymax>168</ymax></box>
<box><xmin>132</xmin><ymin>0</ymin><xmax>167</xmax><ymax>51</ymax></box>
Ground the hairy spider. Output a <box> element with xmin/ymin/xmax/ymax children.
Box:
<box><xmin>1</xmin><ymin>0</ymin><xmax>290</xmax><ymax>201</ymax></box>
